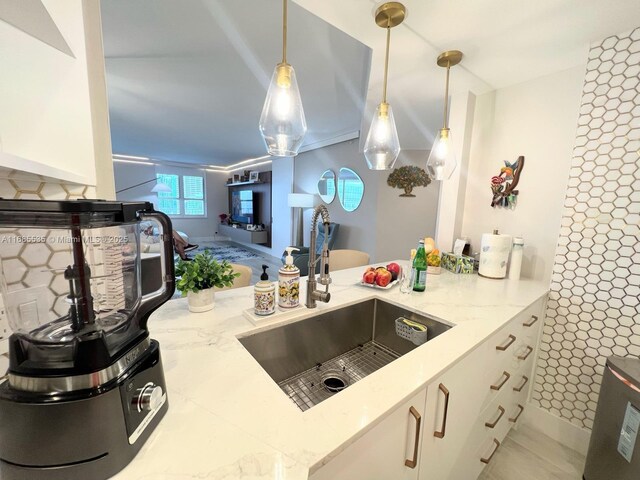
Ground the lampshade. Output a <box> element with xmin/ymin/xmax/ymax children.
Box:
<box><xmin>151</xmin><ymin>182</ymin><xmax>172</xmax><ymax>193</ymax></box>
<box><xmin>426</xmin><ymin>50</ymin><xmax>463</xmax><ymax>181</ymax></box>
<box><xmin>287</xmin><ymin>193</ymin><xmax>315</xmax><ymax>208</ymax></box>
<box><xmin>259</xmin><ymin>63</ymin><xmax>307</xmax><ymax>157</ymax></box>
<box><xmin>364</xmin><ymin>102</ymin><xmax>401</xmax><ymax>170</ymax></box>
<box><xmin>259</xmin><ymin>0</ymin><xmax>307</xmax><ymax>157</ymax></box>
<box><xmin>364</xmin><ymin>2</ymin><xmax>405</xmax><ymax>170</ymax></box>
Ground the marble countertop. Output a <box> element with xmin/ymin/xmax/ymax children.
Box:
<box><xmin>113</xmin><ymin>264</ymin><xmax>549</xmax><ymax>480</ymax></box>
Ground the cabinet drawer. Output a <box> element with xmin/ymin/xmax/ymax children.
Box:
<box><xmin>479</xmin><ymin>299</ymin><xmax>544</xmax><ymax>409</ymax></box>
<box><xmin>447</xmin><ymin>394</ymin><xmax>513</xmax><ymax>480</ymax></box>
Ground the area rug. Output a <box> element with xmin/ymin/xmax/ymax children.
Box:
<box><xmin>189</xmin><ymin>242</ymin><xmax>262</xmax><ymax>263</ymax></box>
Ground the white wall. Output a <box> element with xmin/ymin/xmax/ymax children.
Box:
<box><xmin>294</xmin><ymin>140</ymin><xmax>440</xmax><ymax>263</ymax></box>
<box><xmin>460</xmin><ymin>66</ymin><xmax>585</xmax><ymax>283</ymax></box>
<box><xmin>375</xmin><ymin>150</ymin><xmax>440</xmax><ymax>262</ymax></box>
<box><xmin>271</xmin><ymin>157</ymin><xmax>294</xmax><ymax>256</ymax></box>
<box><xmin>0</xmin><ymin>0</ymin><xmax>112</xmax><ymax>192</ymax></box>
<box><xmin>113</xmin><ymin>162</ymin><xmax>228</xmax><ymax>239</ymax></box>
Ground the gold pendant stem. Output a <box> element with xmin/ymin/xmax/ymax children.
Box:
<box><xmin>282</xmin><ymin>0</ymin><xmax>287</xmax><ymax>64</ymax></box>
<box><xmin>443</xmin><ymin>64</ymin><xmax>450</xmax><ymax>129</ymax></box>
<box><xmin>382</xmin><ymin>27</ymin><xmax>391</xmax><ymax>104</ymax></box>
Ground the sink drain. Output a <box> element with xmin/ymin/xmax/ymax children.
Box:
<box><xmin>321</xmin><ymin>371</ymin><xmax>349</xmax><ymax>393</ymax></box>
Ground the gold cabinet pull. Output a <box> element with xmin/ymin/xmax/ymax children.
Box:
<box><xmin>518</xmin><ymin>346</ymin><xmax>534</xmax><ymax>361</ymax></box>
<box><xmin>434</xmin><ymin>383</ymin><xmax>450</xmax><ymax>439</ymax></box>
<box><xmin>405</xmin><ymin>406</ymin><xmax>421</xmax><ymax>469</ymax></box>
<box><xmin>513</xmin><ymin>375</ymin><xmax>529</xmax><ymax>392</ymax></box>
<box><xmin>523</xmin><ymin>315</ymin><xmax>539</xmax><ymax>327</ymax></box>
<box><xmin>480</xmin><ymin>439</ymin><xmax>500</xmax><ymax>464</ymax></box>
<box><xmin>485</xmin><ymin>405</ymin><xmax>505</xmax><ymax>429</ymax></box>
<box><xmin>496</xmin><ymin>334</ymin><xmax>516</xmax><ymax>351</ymax></box>
<box><xmin>509</xmin><ymin>404</ymin><xmax>525</xmax><ymax>423</ymax></box>
<box><xmin>490</xmin><ymin>371</ymin><xmax>511</xmax><ymax>391</ymax></box>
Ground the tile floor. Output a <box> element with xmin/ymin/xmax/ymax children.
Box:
<box><xmin>479</xmin><ymin>427</ymin><xmax>586</xmax><ymax>480</ymax></box>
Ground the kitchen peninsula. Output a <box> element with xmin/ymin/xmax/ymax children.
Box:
<box><xmin>113</xmin><ymin>266</ymin><xmax>548</xmax><ymax>480</ymax></box>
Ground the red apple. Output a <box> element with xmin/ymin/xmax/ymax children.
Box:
<box><xmin>376</xmin><ymin>269</ymin><xmax>392</xmax><ymax>287</ymax></box>
<box><xmin>386</xmin><ymin>262</ymin><xmax>401</xmax><ymax>281</ymax></box>
<box><xmin>363</xmin><ymin>270</ymin><xmax>377</xmax><ymax>284</ymax></box>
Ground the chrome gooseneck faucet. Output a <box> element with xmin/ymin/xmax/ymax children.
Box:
<box><xmin>306</xmin><ymin>205</ymin><xmax>331</xmax><ymax>308</ymax></box>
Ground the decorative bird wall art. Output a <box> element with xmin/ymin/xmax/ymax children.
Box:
<box><xmin>490</xmin><ymin>156</ymin><xmax>525</xmax><ymax>209</ymax></box>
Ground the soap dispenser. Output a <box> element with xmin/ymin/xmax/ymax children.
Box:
<box><xmin>254</xmin><ymin>265</ymin><xmax>275</xmax><ymax>316</ymax></box>
<box><xmin>278</xmin><ymin>247</ymin><xmax>300</xmax><ymax>309</ymax></box>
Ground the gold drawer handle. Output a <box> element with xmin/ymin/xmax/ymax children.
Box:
<box><xmin>523</xmin><ymin>315</ymin><xmax>539</xmax><ymax>327</ymax></box>
<box><xmin>485</xmin><ymin>405</ymin><xmax>505</xmax><ymax>429</ymax></box>
<box><xmin>518</xmin><ymin>346</ymin><xmax>534</xmax><ymax>361</ymax></box>
<box><xmin>434</xmin><ymin>383</ymin><xmax>450</xmax><ymax>439</ymax></box>
<box><xmin>490</xmin><ymin>371</ymin><xmax>511</xmax><ymax>391</ymax></box>
<box><xmin>513</xmin><ymin>375</ymin><xmax>529</xmax><ymax>392</ymax></box>
<box><xmin>509</xmin><ymin>404</ymin><xmax>525</xmax><ymax>423</ymax></box>
<box><xmin>480</xmin><ymin>438</ymin><xmax>500</xmax><ymax>464</ymax></box>
<box><xmin>496</xmin><ymin>334</ymin><xmax>516</xmax><ymax>351</ymax></box>
<box><xmin>405</xmin><ymin>406</ymin><xmax>421</xmax><ymax>469</ymax></box>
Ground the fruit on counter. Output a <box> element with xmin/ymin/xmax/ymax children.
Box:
<box><xmin>386</xmin><ymin>262</ymin><xmax>402</xmax><ymax>280</ymax></box>
<box><xmin>362</xmin><ymin>269</ymin><xmax>377</xmax><ymax>284</ymax></box>
<box><xmin>375</xmin><ymin>269</ymin><xmax>393</xmax><ymax>287</ymax></box>
<box><xmin>362</xmin><ymin>265</ymin><xmax>396</xmax><ymax>286</ymax></box>
<box><xmin>427</xmin><ymin>253</ymin><xmax>440</xmax><ymax>267</ymax></box>
<box><xmin>424</xmin><ymin>237</ymin><xmax>436</xmax><ymax>249</ymax></box>
<box><xmin>427</xmin><ymin>252</ymin><xmax>441</xmax><ymax>267</ymax></box>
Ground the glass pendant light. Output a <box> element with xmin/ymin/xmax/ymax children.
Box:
<box><xmin>364</xmin><ymin>2</ymin><xmax>405</xmax><ymax>170</ymax></box>
<box><xmin>259</xmin><ymin>0</ymin><xmax>307</xmax><ymax>157</ymax></box>
<box><xmin>426</xmin><ymin>50</ymin><xmax>463</xmax><ymax>180</ymax></box>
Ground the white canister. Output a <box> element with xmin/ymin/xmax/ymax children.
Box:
<box><xmin>509</xmin><ymin>237</ymin><xmax>524</xmax><ymax>280</ymax></box>
<box><xmin>479</xmin><ymin>230</ymin><xmax>512</xmax><ymax>279</ymax></box>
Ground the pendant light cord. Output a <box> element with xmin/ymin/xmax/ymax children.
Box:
<box><xmin>443</xmin><ymin>64</ymin><xmax>450</xmax><ymax>128</ymax></box>
<box><xmin>282</xmin><ymin>0</ymin><xmax>288</xmax><ymax>64</ymax></box>
<box><xmin>382</xmin><ymin>27</ymin><xmax>391</xmax><ymax>104</ymax></box>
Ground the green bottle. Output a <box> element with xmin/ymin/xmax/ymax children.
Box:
<box><xmin>412</xmin><ymin>240</ymin><xmax>427</xmax><ymax>292</ymax></box>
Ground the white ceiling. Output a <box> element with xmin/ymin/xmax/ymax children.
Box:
<box><xmin>102</xmin><ymin>0</ymin><xmax>640</xmax><ymax>165</ymax></box>
<box><xmin>294</xmin><ymin>0</ymin><xmax>640</xmax><ymax>149</ymax></box>
<box><xmin>101</xmin><ymin>0</ymin><xmax>371</xmax><ymax>165</ymax></box>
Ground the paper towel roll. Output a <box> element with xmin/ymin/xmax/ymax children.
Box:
<box><xmin>479</xmin><ymin>233</ymin><xmax>512</xmax><ymax>279</ymax></box>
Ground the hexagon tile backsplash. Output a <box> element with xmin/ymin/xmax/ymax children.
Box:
<box><xmin>532</xmin><ymin>27</ymin><xmax>640</xmax><ymax>430</ymax></box>
<box><xmin>0</xmin><ymin>168</ymin><xmax>95</xmax><ymax>322</ymax></box>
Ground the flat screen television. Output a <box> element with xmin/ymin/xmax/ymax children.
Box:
<box><xmin>231</xmin><ymin>190</ymin><xmax>255</xmax><ymax>224</ymax></box>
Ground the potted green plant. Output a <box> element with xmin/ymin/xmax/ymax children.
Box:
<box><xmin>175</xmin><ymin>250</ymin><xmax>239</xmax><ymax>312</ymax></box>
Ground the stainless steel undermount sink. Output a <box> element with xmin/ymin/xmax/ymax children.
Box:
<box><xmin>238</xmin><ymin>298</ymin><xmax>453</xmax><ymax>411</ymax></box>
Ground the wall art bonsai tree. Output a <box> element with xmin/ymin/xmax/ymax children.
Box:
<box><xmin>387</xmin><ymin>166</ymin><xmax>432</xmax><ymax>197</ymax></box>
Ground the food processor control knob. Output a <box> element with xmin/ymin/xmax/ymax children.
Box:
<box><xmin>135</xmin><ymin>384</ymin><xmax>164</xmax><ymax>412</ymax></box>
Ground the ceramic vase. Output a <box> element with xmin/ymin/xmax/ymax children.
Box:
<box><xmin>187</xmin><ymin>288</ymin><xmax>214</xmax><ymax>313</ymax></box>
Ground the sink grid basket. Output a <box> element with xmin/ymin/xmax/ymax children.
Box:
<box><xmin>395</xmin><ymin>317</ymin><xmax>429</xmax><ymax>346</ymax></box>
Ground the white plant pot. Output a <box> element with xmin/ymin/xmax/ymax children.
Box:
<box><xmin>187</xmin><ymin>288</ymin><xmax>215</xmax><ymax>313</ymax></box>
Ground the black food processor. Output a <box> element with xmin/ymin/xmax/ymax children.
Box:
<box><xmin>0</xmin><ymin>199</ymin><xmax>175</xmax><ymax>480</ymax></box>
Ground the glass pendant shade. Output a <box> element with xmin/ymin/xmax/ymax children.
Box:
<box><xmin>363</xmin><ymin>102</ymin><xmax>401</xmax><ymax>170</ymax></box>
<box><xmin>426</xmin><ymin>128</ymin><xmax>457</xmax><ymax>180</ymax></box>
<box><xmin>259</xmin><ymin>63</ymin><xmax>307</xmax><ymax>157</ymax></box>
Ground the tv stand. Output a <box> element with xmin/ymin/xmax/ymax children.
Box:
<box><xmin>219</xmin><ymin>224</ymin><xmax>268</xmax><ymax>245</ymax></box>
<box><xmin>225</xmin><ymin>171</ymin><xmax>271</xmax><ymax>247</ymax></box>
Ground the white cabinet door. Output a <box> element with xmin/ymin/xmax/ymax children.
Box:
<box><xmin>418</xmin><ymin>342</ymin><xmax>492</xmax><ymax>480</ymax></box>
<box><xmin>310</xmin><ymin>389</ymin><xmax>426</xmax><ymax>480</ymax></box>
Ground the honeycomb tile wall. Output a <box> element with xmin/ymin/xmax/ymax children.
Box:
<box><xmin>531</xmin><ymin>28</ymin><xmax>640</xmax><ymax>429</ymax></box>
<box><xmin>0</xmin><ymin>168</ymin><xmax>95</xmax><ymax>320</ymax></box>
